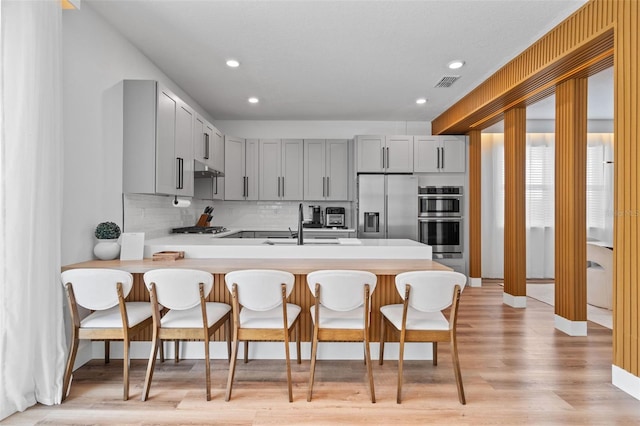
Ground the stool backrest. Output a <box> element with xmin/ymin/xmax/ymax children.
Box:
<box><xmin>143</xmin><ymin>269</ymin><xmax>213</xmax><ymax>310</ymax></box>
<box><xmin>395</xmin><ymin>271</ymin><xmax>466</xmax><ymax>312</ymax></box>
<box><xmin>307</xmin><ymin>270</ymin><xmax>377</xmax><ymax>311</ymax></box>
<box><xmin>61</xmin><ymin>269</ymin><xmax>133</xmax><ymax>310</ymax></box>
<box><xmin>225</xmin><ymin>269</ymin><xmax>295</xmax><ymax>311</ymax></box>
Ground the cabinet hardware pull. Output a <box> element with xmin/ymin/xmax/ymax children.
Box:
<box><xmin>381</xmin><ymin>147</ymin><xmax>385</xmax><ymax>169</ymax></box>
<box><xmin>386</xmin><ymin>147</ymin><xmax>389</xmax><ymax>169</ymax></box>
<box><xmin>214</xmin><ymin>176</ymin><xmax>218</xmax><ymax>195</ymax></box>
<box><xmin>204</xmin><ymin>133</ymin><xmax>210</xmax><ymax>160</ymax></box>
<box><xmin>323</xmin><ymin>177</ymin><xmax>326</xmax><ymax>197</ymax></box>
<box><xmin>441</xmin><ymin>146</ymin><xmax>444</xmax><ymax>169</ymax></box>
<box><xmin>180</xmin><ymin>158</ymin><xmax>184</xmax><ymax>189</ymax></box>
<box><xmin>176</xmin><ymin>158</ymin><xmax>181</xmax><ymax>189</ymax></box>
<box><xmin>282</xmin><ymin>176</ymin><xmax>285</xmax><ymax>197</ymax></box>
<box><xmin>326</xmin><ymin>176</ymin><xmax>330</xmax><ymax>197</ymax></box>
<box><xmin>437</xmin><ymin>147</ymin><xmax>440</xmax><ymax>169</ymax></box>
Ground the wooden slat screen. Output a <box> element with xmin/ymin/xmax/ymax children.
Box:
<box><xmin>554</xmin><ymin>78</ymin><xmax>588</xmax><ymax>321</ymax></box>
<box><xmin>468</xmin><ymin>129</ymin><xmax>482</xmax><ymax>278</ymax></box>
<box><xmin>613</xmin><ymin>0</ymin><xmax>639</xmax><ymax>376</ymax></box>
<box><xmin>428</xmin><ymin>0</ymin><xmax>640</xmax><ymax>377</ymax></box>
<box><xmin>503</xmin><ymin>108</ymin><xmax>527</xmax><ymax>298</ymax></box>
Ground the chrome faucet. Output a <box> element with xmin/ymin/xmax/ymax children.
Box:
<box><xmin>297</xmin><ymin>203</ymin><xmax>304</xmax><ymax>245</ymax></box>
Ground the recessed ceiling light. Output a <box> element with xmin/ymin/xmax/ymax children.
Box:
<box><xmin>226</xmin><ymin>59</ymin><xmax>240</xmax><ymax>68</ymax></box>
<box><xmin>448</xmin><ymin>60</ymin><xmax>465</xmax><ymax>70</ymax></box>
<box><xmin>248</xmin><ymin>97</ymin><xmax>259</xmax><ymax>104</ymax></box>
<box><xmin>416</xmin><ymin>98</ymin><xmax>427</xmax><ymax>104</ymax></box>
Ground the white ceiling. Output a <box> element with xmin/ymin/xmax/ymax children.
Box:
<box><xmin>87</xmin><ymin>0</ymin><xmax>588</xmax><ymax>122</ymax></box>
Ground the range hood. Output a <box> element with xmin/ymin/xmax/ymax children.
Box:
<box><xmin>194</xmin><ymin>160</ymin><xmax>224</xmax><ymax>178</ymax></box>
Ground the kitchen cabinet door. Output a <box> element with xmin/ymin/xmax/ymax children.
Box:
<box><xmin>304</xmin><ymin>139</ymin><xmax>326</xmax><ymax>200</ymax></box>
<box><xmin>304</xmin><ymin>139</ymin><xmax>348</xmax><ymax>201</ymax></box>
<box><xmin>325</xmin><ymin>139</ymin><xmax>348</xmax><ymax>200</ymax></box>
<box><xmin>210</xmin><ymin>124</ymin><xmax>224</xmax><ymax>173</ymax></box>
<box><xmin>281</xmin><ymin>139</ymin><xmax>303</xmax><ymax>200</ymax></box>
<box><xmin>245</xmin><ymin>138</ymin><xmax>259</xmax><ymax>200</ymax></box>
<box><xmin>439</xmin><ymin>136</ymin><xmax>466</xmax><ymax>173</ymax></box>
<box><xmin>175</xmin><ymin>101</ymin><xmax>194</xmax><ymax>196</ymax></box>
<box><xmin>385</xmin><ymin>135</ymin><xmax>413</xmax><ymax>173</ymax></box>
<box><xmin>194</xmin><ymin>115</ymin><xmax>210</xmax><ymax>168</ymax></box>
<box><xmin>195</xmin><ymin>116</ymin><xmax>224</xmax><ymax>173</ymax></box>
<box><xmin>414</xmin><ymin>136</ymin><xmax>466</xmax><ymax>173</ymax></box>
<box><xmin>124</xmin><ymin>80</ymin><xmax>192</xmax><ymax>196</ymax></box>
<box><xmin>356</xmin><ymin>135</ymin><xmax>385</xmax><ymax>172</ymax></box>
<box><xmin>224</xmin><ymin>136</ymin><xmax>246</xmax><ymax>200</ymax></box>
<box><xmin>413</xmin><ymin>136</ymin><xmax>440</xmax><ymax>172</ymax></box>
<box><xmin>154</xmin><ymin>87</ymin><xmax>178</xmax><ymax>195</ymax></box>
<box><xmin>259</xmin><ymin>139</ymin><xmax>282</xmax><ymax>200</ymax></box>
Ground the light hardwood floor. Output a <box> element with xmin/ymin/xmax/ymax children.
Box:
<box><xmin>3</xmin><ymin>283</ymin><xmax>638</xmax><ymax>425</ymax></box>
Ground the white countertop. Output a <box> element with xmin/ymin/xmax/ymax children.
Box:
<box><xmin>145</xmin><ymin>235</ymin><xmax>431</xmax><ymax>260</ymax></box>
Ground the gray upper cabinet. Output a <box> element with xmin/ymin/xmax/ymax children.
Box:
<box><xmin>259</xmin><ymin>139</ymin><xmax>303</xmax><ymax>200</ymax></box>
<box><xmin>414</xmin><ymin>135</ymin><xmax>466</xmax><ymax>173</ymax></box>
<box><xmin>356</xmin><ymin>135</ymin><xmax>385</xmax><ymax>172</ymax></box>
<box><xmin>194</xmin><ymin>116</ymin><xmax>224</xmax><ymax>173</ymax></box>
<box><xmin>356</xmin><ymin>135</ymin><xmax>413</xmax><ymax>173</ymax></box>
<box><xmin>304</xmin><ymin>139</ymin><xmax>348</xmax><ymax>200</ymax></box>
<box><xmin>385</xmin><ymin>135</ymin><xmax>414</xmax><ymax>173</ymax></box>
<box><xmin>224</xmin><ymin>136</ymin><xmax>258</xmax><ymax>200</ymax></box>
<box><xmin>123</xmin><ymin>80</ymin><xmax>194</xmax><ymax>197</ymax></box>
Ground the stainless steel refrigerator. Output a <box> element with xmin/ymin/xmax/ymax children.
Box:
<box><xmin>357</xmin><ymin>175</ymin><xmax>418</xmax><ymax>239</ymax></box>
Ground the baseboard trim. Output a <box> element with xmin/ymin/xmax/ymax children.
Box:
<box><xmin>554</xmin><ymin>315</ymin><xmax>587</xmax><ymax>336</ymax></box>
<box><xmin>503</xmin><ymin>292</ymin><xmax>527</xmax><ymax>308</ymax></box>
<box><xmin>612</xmin><ymin>365</ymin><xmax>640</xmax><ymax>400</ymax></box>
<box><xmin>469</xmin><ymin>277</ymin><xmax>482</xmax><ymax>287</ymax></box>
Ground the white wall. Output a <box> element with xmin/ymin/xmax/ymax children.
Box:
<box><xmin>214</xmin><ymin>120</ymin><xmax>431</xmax><ymax>139</ymax></box>
<box><xmin>61</xmin><ymin>4</ymin><xmax>213</xmax><ymax>265</ymax></box>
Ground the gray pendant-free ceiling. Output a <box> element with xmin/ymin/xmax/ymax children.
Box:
<box><xmin>86</xmin><ymin>0</ymin><xmax>587</xmax><ymax>122</ymax></box>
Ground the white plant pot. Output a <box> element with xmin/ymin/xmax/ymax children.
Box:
<box><xmin>94</xmin><ymin>239</ymin><xmax>120</xmax><ymax>260</ymax></box>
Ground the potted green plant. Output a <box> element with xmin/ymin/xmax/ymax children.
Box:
<box><xmin>93</xmin><ymin>221</ymin><xmax>121</xmax><ymax>260</ymax></box>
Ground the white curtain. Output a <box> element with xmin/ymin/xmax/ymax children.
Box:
<box><xmin>482</xmin><ymin>131</ymin><xmax>614</xmax><ymax>279</ymax></box>
<box><xmin>482</xmin><ymin>133</ymin><xmax>556</xmax><ymax>279</ymax></box>
<box><xmin>1</xmin><ymin>0</ymin><xmax>66</xmax><ymax>420</ymax></box>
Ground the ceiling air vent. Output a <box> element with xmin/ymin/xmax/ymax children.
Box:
<box><xmin>434</xmin><ymin>75</ymin><xmax>460</xmax><ymax>88</ymax></box>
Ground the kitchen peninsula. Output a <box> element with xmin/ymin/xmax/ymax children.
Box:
<box><xmin>63</xmin><ymin>237</ymin><xmax>450</xmax><ymax>360</ymax></box>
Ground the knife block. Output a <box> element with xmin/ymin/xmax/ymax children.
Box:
<box><xmin>195</xmin><ymin>214</ymin><xmax>210</xmax><ymax>227</ymax></box>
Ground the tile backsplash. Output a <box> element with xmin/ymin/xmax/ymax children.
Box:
<box><xmin>209</xmin><ymin>200</ymin><xmax>353</xmax><ymax>229</ymax></box>
<box><xmin>123</xmin><ymin>193</ymin><xmax>210</xmax><ymax>239</ymax></box>
<box><xmin>123</xmin><ymin>193</ymin><xmax>353</xmax><ymax>239</ymax></box>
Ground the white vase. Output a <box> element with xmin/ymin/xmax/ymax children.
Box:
<box><xmin>94</xmin><ymin>239</ymin><xmax>120</xmax><ymax>260</ymax></box>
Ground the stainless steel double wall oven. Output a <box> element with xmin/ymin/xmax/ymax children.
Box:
<box><xmin>418</xmin><ymin>186</ymin><xmax>463</xmax><ymax>258</ymax></box>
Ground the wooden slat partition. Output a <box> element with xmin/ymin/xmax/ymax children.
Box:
<box><xmin>432</xmin><ymin>0</ymin><xmax>615</xmax><ymax>135</ymax></box>
<box><xmin>503</xmin><ymin>108</ymin><xmax>527</xmax><ymax>300</ymax></box>
<box><xmin>468</xmin><ymin>129</ymin><xmax>482</xmax><ymax>279</ymax></box>
<box><xmin>554</xmin><ymin>78</ymin><xmax>588</xmax><ymax>322</ymax></box>
<box><xmin>428</xmin><ymin>0</ymin><xmax>640</xmax><ymax>380</ymax></box>
<box><xmin>613</xmin><ymin>0</ymin><xmax>639</xmax><ymax>376</ymax></box>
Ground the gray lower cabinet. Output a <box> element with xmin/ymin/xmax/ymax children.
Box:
<box><xmin>123</xmin><ymin>80</ymin><xmax>194</xmax><ymax>196</ymax></box>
